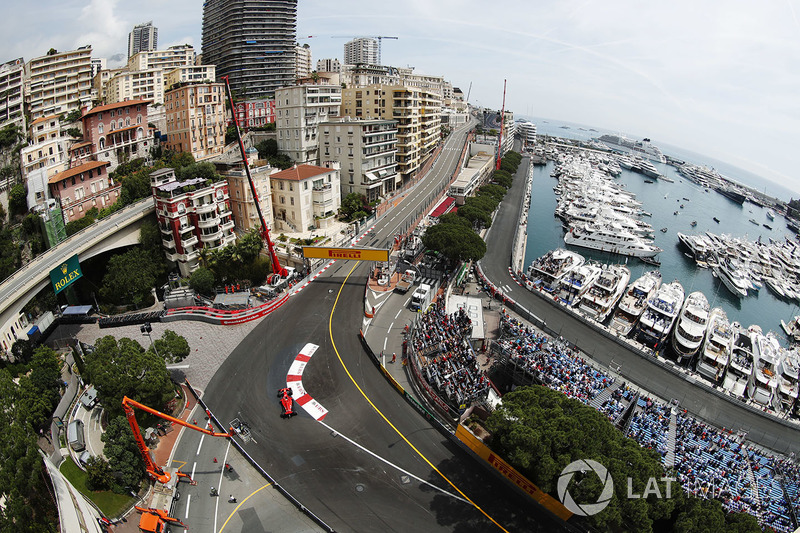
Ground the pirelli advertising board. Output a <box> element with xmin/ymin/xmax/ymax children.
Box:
<box><xmin>50</xmin><ymin>254</ymin><xmax>83</xmax><ymax>295</ymax></box>
<box><xmin>302</xmin><ymin>246</ymin><xmax>389</xmax><ymax>262</ymax></box>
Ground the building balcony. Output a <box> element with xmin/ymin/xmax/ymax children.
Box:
<box><xmin>165</xmin><ymin>250</ymin><xmax>180</xmax><ymax>262</ymax></box>
<box><xmin>200</xmin><ymin>229</ymin><xmax>222</xmax><ymax>243</ymax></box>
<box><xmin>218</xmin><ymin>207</ymin><xmax>232</xmax><ymax>218</ymax></box>
<box><xmin>197</xmin><ymin>215</ymin><xmax>220</xmax><ymax>229</ymax></box>
<box><xmin>220</xmin><ymin>219</ymin><xmax>234</xmax><ymax>232</ymax></box>
<box><xmin>181</xmin><ymin>234</ymin><xmax>199</xmax><ymax>248</ymax></box>
<box><xmin>184</xmin><ymin>249</ymin><xmax>200</xmax><ymax>261</ymax></box>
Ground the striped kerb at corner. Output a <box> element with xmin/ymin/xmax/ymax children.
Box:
<box><xmin>286</xmin><ymin>343</ymin><xmax>328</xmax><ymax>421</ymax></box>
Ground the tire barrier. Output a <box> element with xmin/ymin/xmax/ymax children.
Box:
<box><xmin>163</xmin><ymin>293</ymin><xmax>290</xmax><ymax>325</ymax></box>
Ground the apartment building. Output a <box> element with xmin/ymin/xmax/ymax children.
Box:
<box><xmin>234</xmin><ymin>99</ymin><xmax>276</xmax><ymax>129</ymax></box>
<box><xmin>150</xmin><ymin>167</ymin><xmax>236</xmax><ymax>276</ymax></box>
<box><xmin>163</xmin><ymin>82</ymin><xmax>226</xmax><ymax>161</ymax></box>
<box><xmin>295</xmin><ymin>44</ymin><xmax>312</xmax><ymax>80</ymax></box>
<box><xmin>275</xmin><ymin>84</ymin><xmax>341</xmax><ymax>164</ymax></box>
<box><xmin>225</xmin><ymin>163</ymin><xmax>276</xmax><ymax>233</ymax></box>
<box><xmin>25</xmin><ymin>46</ymin><xmax>93</xmax><ymax>120</ymax></box>
<box><xmin>269</xmin><ymin>164</ymin><xmax>340</xmax><ymax>233</ymax></box>
<box><xmin>71</xmin><ymin>100</ymin><xmax>153</xmax><ymax>172</ymax></box>
<box><xmin>164</xmin><ymin>65</ymin><xmax>216</xmax><ymax>90</ymax></box>
<box><xmin>127</xmin><ymin>44</ymin><xmax>196</xmax><ymax>72</ymax></box>
<box><xmin>104</xmin><ymin>68</ymin><xmax>164</xmax><ymax>104</ymax></box>
<box><xmin>319</xmin><ymin>117</ymin><xmax>398</xmax><ymax>202</ymax></box>
<box><xmin>47</xmin><ymin>160</ymin><xmax>118</xmax><ymax>223</ymax></box>
<box><xmin>449</xmin><ymin>149</ymin><xmax>493</xmax><ymax>205</ymax></box>
<box><xmin>340</xmin><ymin>84</ymin><xmax>441</xmax><ymax>180</ymax></box>
<box><xmin>316</xmin><ymin>58</ymin><xmax>341</xmax><ymax>73</ymax></box>
<box><xmin>202</xmin><ymin>0</ymin><xmax>297</xmax><ymax>99</ymax></box>
<box><xmin>21</xmin><ymin>115</ymin><xmax>71</xmax><ymax>206</ymax></box>
<box><xmin>128</xmin><ymin>21</ymin><xmax>158</xmax><ymax>59</ymax></box>
<box><xmin>0</xmin><ymin>58</ymin><xmax>25</xmax><ymax>131</ymax></box>
<box><xmin>343</xmin><ymin>38</ymin><xmax>379</xmax><ymax>65</ymax></box>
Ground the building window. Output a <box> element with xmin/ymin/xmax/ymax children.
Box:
<box><xmin>290</xmin><ymin>197</ymin><xmax>294</xmax><ymax>206</ymax></box>
<box><xmin>98</xmin><ymin>123</ymin><xmax>104</xmax><ymax>134</ymax></box>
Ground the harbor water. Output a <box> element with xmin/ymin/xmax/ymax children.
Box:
<box><xmin>523</xmin><ymin>131</ymin><xmax>800</xmax><ymax>343</ymax></box>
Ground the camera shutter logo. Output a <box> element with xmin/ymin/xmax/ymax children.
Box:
<box><xmin>557</xmin><ymin>459</ymin><xmax>614</xmax><ymax>516</ymax></box>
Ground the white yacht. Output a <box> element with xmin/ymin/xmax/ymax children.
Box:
<box><xmin>598</xmin><ymin>134</ymin><xmax>667</xmax><ymax>163</ymax></box>
<box><xmin>774</xmin><ymin>348</ymin><xmax>799</xmax><ymax>412</ymax></box>
<box><xmin>577</xmin><ymin>264</ymin><xmax>631</xmax><ymax>322</ymax></box>
<box><xmin>564</xmin><ymin>222</ymin><xmax>662</xmax><ymax>258</ymax></box>
<box><xmin>527</xmin><ymin>249</ymin><xmax>585</xmax><ymax>292</ymax></box>
<box><xmin>557</xmin><ymin>262</ymin><xmax>604</xmax><ymax>306</ymax></box>
<box><xmin>724</xmin><ymin>322</ymin><xmax>754</xmax><ymax>399</ymax></box>
<box><xmin>767</xmin><ymin>209</ymin><xmax>775</xmax><ymax>221</ymax></box>
<box><xmin>617</xmin><ymin>154</ymin><xmax>634</xmax><ymax>169</ymax></box>
<box><xmin>697</xmin><ymin>308</ymin><xmax>733</xmax><ymax>383</ymax></box>
<box><xmin>636</xmin><ymin>158</ymin><xmax>660</xmax><ymax>178</ymax></box>
<box><xmin>609</xmin><ymin>271</ymin><xmax>662</xmax><ymax>335</ymax></box>
<box><xmin>636</xmin><ymin>280</ymin><xmax>685</xmax><ymax>349</ymax></box>
<box><xmin>714</xmin><ymin>258</ymin><xmax>749</xmax><ymax>298</ymax></box>
<box><xmin>670</xmin><ymin>291</ymin><xmax>710</xmax><ymax>362</ymax></box>
<box><xmin>747</xmin><ymin>329</ymin><xmax>781</xmax><ymax>407</ymax></box>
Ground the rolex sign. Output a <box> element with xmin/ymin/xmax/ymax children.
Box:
<box><xmin>50</xmin><ymin>254</ymin><xmax>82</xmax><ymax>295</ymax></box>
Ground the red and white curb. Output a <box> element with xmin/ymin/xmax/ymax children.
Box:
<box><xmin>286</xmin><ymin>343</ymin><xmax>328</xmax><ymax>421</ymax></box>
<box><xmin>292</xmin><ymin>261</ymin><xmax>336</xmax><ymax>294</ymax></box>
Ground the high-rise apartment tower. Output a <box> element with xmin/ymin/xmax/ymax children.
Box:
<box><xmin>202</xmin><ymin>0</ymin><xmax>297</xmax><ymax>99</ymax></box>
<box><xmin>128</xmin><ymin>21</ymin><xmax>158</xmax><ymax>59</ymax></box>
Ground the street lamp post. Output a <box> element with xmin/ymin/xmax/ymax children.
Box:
<box><xmin>141</xmin><ymin>322</ymin><xmax>159</xmax><ymax>357</ymax></box>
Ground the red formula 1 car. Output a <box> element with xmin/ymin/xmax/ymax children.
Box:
<box><xmin>278</xmin><ymin>387</ymin><xmax>297</xmax><ymax>418</ymax></box>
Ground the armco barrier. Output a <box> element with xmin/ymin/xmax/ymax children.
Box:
<box><xmin>183</xmin><ymin>380</ymin><xmax>335</xmax><ymax>533</ymax></box>
<box><xmin>162</xmin><ymin>293</ymin><xmax>289</xmax><ymax>325</ymax></box>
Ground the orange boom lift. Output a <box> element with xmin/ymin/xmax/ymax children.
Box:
<box><xmin>134</xmin><ymin>506</ymin><xmax>188</xmax><ymax>533</ymax></box>
<box><xmin>122</xmin><ymin>396</ymin><xmax>234</xmax><ymax>485</ymax></box>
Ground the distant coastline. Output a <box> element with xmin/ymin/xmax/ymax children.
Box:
<box><xmin>522</xmin><ymin>116</ymin><xmax>800</xmax><ymax>201</ymax></box>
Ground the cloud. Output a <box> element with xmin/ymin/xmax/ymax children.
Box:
<box><xmin>73</xmin><ymin>0</ymin><xmax>128</xmax><ymax>59</ymax></box>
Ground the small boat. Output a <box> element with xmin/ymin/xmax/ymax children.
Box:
<box><xmin>644</xmin><ymin>179</ymin><xmax>654</xmax><ymax>184</ymax></box>
<box><xmin>767</xmin><ymin>209</ymin><xmax>775</xmax><ymax>220</ymax></box>
<box><xmin>661</xmin><ymin>227</ymin><xmax>668</xmax><ymax>233</ymax></box>
<box><xmin>680</xmin><ymin>204</ymin><xmax>685</xmax><ymax>208</ymax></box>
<box><xmin>713</xmin><ymin>217</ymin><xmax>720</xmax><ymax>223</ymax></box>
<box><xmin>749</xmin><ymin>219</ymin><xmax>759</xmax><ymax>225</ymax></box>
<box><xmin>674</xmin><ymin>211</ymin><xmax>679</xmax><ymax>215</ymax></box>
<box><xmin>690</xmin><ymin>221</ymin><xmax>697</xmax><ymax>227</ymax></box>
<box><xmin>683</xmin><ymin>197</ymin><xmax>690</xmax><ymax>201</ymax></box>
<box><xmin>763</xmin><ymin>224</ymin><xmax>772</xmax><ymax>230</ymax></box>
<box><xmin>640</xmin><ymin>256</ymin><xmax>661</xmax><ymax>266</ymax></box>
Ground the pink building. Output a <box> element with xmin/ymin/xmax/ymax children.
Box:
<box><xmin>72</xmin><ymin>99</ymin><xmax>154</xmax><ymax>172</ymax></box>
<box><xmin>149</xmin><ymin>167</ymin><xmax>236</xmax><ymax>276</ymax></box>
<box><xmin>233</xmin><ymin>99</ymin><xmax>275</xmax><ymax>130</ymax></box>
<box><xmin>47</xmin><ymin>160</ymin><xmax>118</xmax><ymax>223</ymax></box>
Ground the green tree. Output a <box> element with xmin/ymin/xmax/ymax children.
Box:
<box><xmin>118</xmin><ymin>167</ymin><xmax>154</xmax><ymax>205</ymax></box>
<box><xmin>176</xmin><ymin>161</ymin><xmax>219</xmax><ymax>182</ymax></box>
<box><xmin>8</xmin><ymin>183</ymin><xmax>27</xmax><ymax>216</ymax></box>
<box><xmin>84</xmin><ymin>336</ymin><xmax>174</xmax><ymax>420</ymax></box>
<box><xmin>339</xmin><ymin>193</ymin><xmax>368</xmax><ymax>221</ymax></box>
<box><xmin>422</xmin><ymin>223</ymin><xmax>486</xmax><ymax>263</ymax></box>
<box><xmin>168</xmin><ymin>151</ymin><xmax>195</xmax><ymax>169</ymax></box>
<box><xmin>255</xmin><ymin>139</ymin><xmax>279</xmax><ymax>158</ymax></box>
<box><xmin>671</xmin><ymin>497</ymin><xmax>726</xmax><ymax>533</ymax></box>
<box><xmin>99</xmin><ymin>247</ymin><xmax>161</xmax><ymax>307</ymax></box>
<box><xmin>10</xmin><ymin>339</ymin><xmax>34</xmax><ymax>364</ymax></box>
<box><xmin>152</xmin><ymin>330</ymin><xmax>190</xmax><ymax>364</ymax></box>
<box><xmin>84</xmin><ymin>456</ymin><xmax>113</xmax><ymax>491</ymax></box>
<box><xmin>101</xmin><ymin>415</ymin><xmax>145</xmax><ymax>493</ymax></box>
<box><xmin>437</xmin><ymin>212</ymin><xmax>472</xmax><ymax>228</ymax></box>
<box><xmin>478</xmin><ymin>184</ymin><xmax>507</xmax><ymax>202</ymax></box>
<box><xmin>456</xmin><ymin>204</ymin><xmax>492</xmax><ymax>228</ymax></box>
<box><xmin>0</xmin><ymin>123</ymin><xmax>23</xmax><ymax>150</ymax></box>
<box><xmin>225</xmin><ymin>125</ymin><xmax>238</xmax><ymax>145</ymax></box>
<box><xmin>0</xmin><ymin>228</ymin><xmax>21</xmax><ymax>280</ymax></box>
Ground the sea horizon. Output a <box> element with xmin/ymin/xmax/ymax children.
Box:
<box><xmin>521</xmin><ymin>115</ymin><xmax>800</xmax><ymax>202</ymax></box>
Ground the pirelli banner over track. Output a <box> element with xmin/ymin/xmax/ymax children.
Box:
<box><xmin>302</xmin><ymin>246</ymin><xmax>389</xmax><ymax>262</ymax></box>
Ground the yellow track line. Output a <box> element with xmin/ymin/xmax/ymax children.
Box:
<box><xmin>218</xmin><ymin>482</ymin><xmax>272</xmax><ymax>532</ymax></box>
<box><xmin>329</xmin><ymin>263</ymin><xmax>509</xmax><ymax>532</ymax></box>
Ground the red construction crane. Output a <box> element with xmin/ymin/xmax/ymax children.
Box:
<box><xmin>135</xmin><ymin>506</ymin><xmax>187</xmax><ymax>533</ymax></box>
<box><xmin>221</xmin><ymin>75</ymin><xmax>288</xmax><ymax>277</ymax></box>
<box><xmin>496</xmin><ymin>79</ymin><xmax>507</xmax><ymax>171</ymax></box>
<box><xmin>122</xmin><ymin>396</ymin><xmax>234</xmax><ymax>485</ymax></box>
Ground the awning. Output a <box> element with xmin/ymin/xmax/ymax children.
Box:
<box><xmin>430</xmin><ymin>196</ymin><xmax>455</xmax><ymax>217</ymax></box>
<box><xmin>62</xmin><ymin>305</ymin><xmax>93</xmax><ymax>316</ymax></box>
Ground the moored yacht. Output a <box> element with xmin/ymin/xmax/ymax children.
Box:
<box><xmin>557</xmin><ymin>262</ymin><xmax>603</xmax><ymax>306</ymax></box>
<box><xmin>724</xmin><ymin>322</ymin><xmax>754</xmax><ymax>399</ymax></box>
<box><xmin>747</xmin><ymin>329</ymin><xmax>781</xmax><ymax>407</ymax></box>
<box><xmin>564</xmin><ymin>222</ymin><xmax>662</xmax><ymax>258</ymax></box>
<box><xmin>714</xmin><ymin>258</ymin><xmax>749</xmax><ymax>298</ymax></box>
<box><xmin>527</xmin><ymin>249</ymin><xmax>585</xmax><ymax>291</ymax></box>
<box><xmin>636</xmin><ymin>158</ymin><xmax>660</xmax><ymax>178</ymax></box>
<box><xmin>636</xmin><ymin>280</ymin><xmax>685</xmax><ymax>349</ymax></box>
<box><xmin>670</xmin><ymin>291</ymin><xmax>710</xmax><ymax>362</ymax></box>
<box><xmin>577</xmin><ymin>264</ymin><xmax>631</xmax><ymax>322</ymax></box>
<box><xmin>697</xmin><ymin>308</ymin><xmax>733</xmax><ymax>383</ymax></box>
<box><xmin>609</xmin><ymin>270</ymin><xmax>662</xmax><ymax>335</ymax></box>
<box><xmin>774</xmin><ymin>348</ymin><xmax>799</xmax><ymax>413</ymax></box>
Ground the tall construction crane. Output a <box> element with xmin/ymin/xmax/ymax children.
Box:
<box><xmin>122</xmin><ymin>396</ymin><xmax>234</xmax><ymax>485</ymax></box>
<box><xmin>221</xmin><ymin>75</ymin><xmax>288</xmax><ymax>278</ymax></box>
<box><xmin>330</xmin><ymin>35</ymin><xmax>398</xmax><ymax>65</ymax></box>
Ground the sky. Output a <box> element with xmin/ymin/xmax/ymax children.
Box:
<box><xmin>6</xmin><ymin>0</ymin><xmax>800</xmax><ymax>196</ymax></box>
